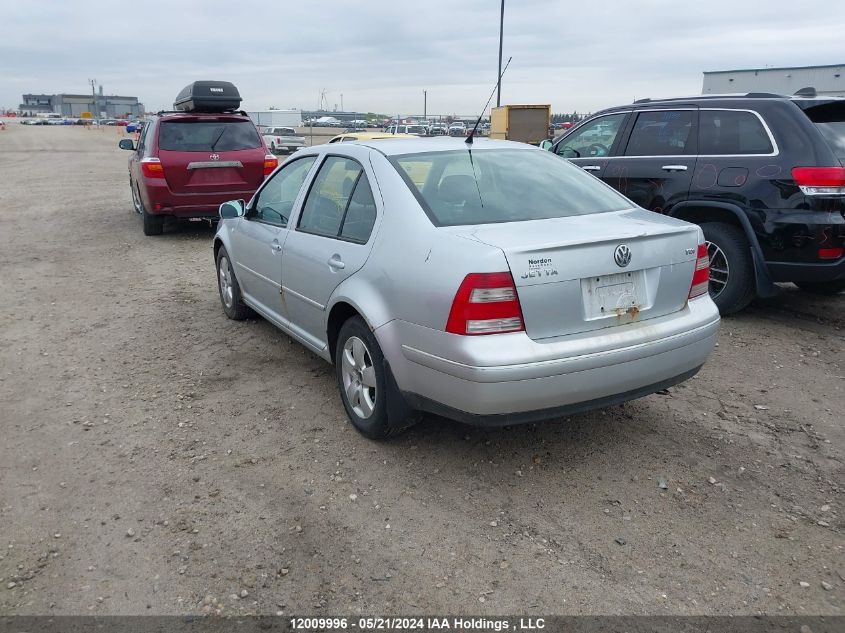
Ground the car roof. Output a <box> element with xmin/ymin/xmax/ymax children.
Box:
<box><xmin>330</xmin><ymin>132</ymin><xmax>418</xmax><ymax>142</ymax></box>
<box><xmin>352</xmin><ymin>137</ymin><xmax>535</xmax><ymax>156</ymax></box>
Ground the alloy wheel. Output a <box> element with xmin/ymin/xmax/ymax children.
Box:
<box><xmin>341</xmin><ymin>336</ymin><xmax>377</xmax><ymax>419</ymax></box>
<box><xmin>218</xmin><ymin>256</ymin><xmax>234</xmax><ymax>308</ymax></box>
<box><xmin>706</xmin><ymin>240</ymin><xmax>730</xmax><ymax>300</ymax></box>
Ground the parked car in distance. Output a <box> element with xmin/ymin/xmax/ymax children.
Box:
<box><xmin>542</xmin><ymin>91</ymin><xmax>845</xmax><ymax>312</ymax></box>
<box><xmin>428</xmin><ymin>124</ymin><xmax>448</xmax><ymax>136</ymax></box>
<box><xmin>119</xmin><ymin>81</ymin><xmax>276</xmax><ymax>235</ymax></box>
<box><xmin>212</xmin><ymin>138</ymin><xmax>719</xmax><ymax>438</ymax></box>
<box><xmin>261</xmin><ymin>126</ymin><xmax>306</xmax><ymax>155</ymax></box>
<box><xmin>384</xmin><ymin>124</ymin><xmax>428</xmax><ymax>136</ymax></box>
<box><xmin>125</xmin><ymin>120</ymin><xmax>146</xmax><ymax>133</ymax></box>
<box><xmin>448</xmin><ymin>122</ymin><xmax>467</xmax><ymax>136</ymax></box>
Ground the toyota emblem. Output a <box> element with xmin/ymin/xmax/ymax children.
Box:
<box><xmin>209</xmin><ymin>153</ymin><xmax>220</xmax><ymax>161</ymax></box>
<box><xmin>614</xmin><ymin>244</ymin><xmax>632</xmax><ymax>268</ymax></box>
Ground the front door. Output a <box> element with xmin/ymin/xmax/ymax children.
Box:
<box><xmin>228</xmin><ymin>155</ymin><xmax>317</xmax><ymax>319</ymax></box>
<box><xmin>281</xmin><ymin>155</ymin><xmax>380</xmax><ymax>350</ymax></box>
<box><xmin>604</xmin><ymin>109</ymin><xmax>698</xmax><ymax>213</ymax></box>
<box><xmin>551</xmin><ymin>112</ymin><xmax>630</xmax><ymax>183</ymax></box>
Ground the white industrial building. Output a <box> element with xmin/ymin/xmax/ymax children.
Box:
<box><xmin>702</xmin><ymin>64</ymin><xmax>844</xmax><ymax>97</ymax></box>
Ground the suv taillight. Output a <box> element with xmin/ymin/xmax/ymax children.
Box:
<box><xmin>792</xmin><ymin>167</ymin><xmax>845</xmax><ymax>196</ymax></box>
<box><xmin>446</xmin><ymin>272</ymin><xmax>525</xmax><ymax>335</ymax></box>
<box><xmin>688</xmin><ymin>243</ymin><xmax>710</xmax><ymax>300</ymax></box>
<box><xmin>140</xmin><ymin>157</ymin><xmax>165</xmax><ymax>179</ymax></box>
<box><xmin>263</xmin><ymin>154</ymin><xmax>278</xmax><ymax>177</ymax></box>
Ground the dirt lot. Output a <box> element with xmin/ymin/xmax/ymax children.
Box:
<box><xmin>0</xmin><ymin>123</ymin><xmax>842</xmax><ymax>616</ymax></box>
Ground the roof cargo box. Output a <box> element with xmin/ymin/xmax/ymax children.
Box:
<box><xmin>173</xmin><ymin>81</ymin><xmax>241</xmax><ymax>113</ymax></box>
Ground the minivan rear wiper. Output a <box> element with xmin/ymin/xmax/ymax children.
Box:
<box><xmin>210</xmin><ymin>126</ymin><xmax>227</xmax><ymax>152</ymax></box>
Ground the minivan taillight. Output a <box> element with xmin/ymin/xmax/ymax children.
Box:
<box><xmin>792</xmin><ymin>167</ymin><xmax>845</xmax><ymax>196</ymax></box>
<box><xmin>140</xmin><ymin>157</ymin><xmax>165</xmax><ymax>179</ymax></box>
<box><xmin>688</xmin><ymin>243</ymin><xmax>710</xmax><ymax>300</ymax></box>
<box><xmin>263</xmin><ymin>155</ymin><xmax>278</xmax><ymax>177</ymax></box>
<box><xmin>446</xmin><ymin>272</ymin><xmax>525</xmax><ymax>335</ymax></box>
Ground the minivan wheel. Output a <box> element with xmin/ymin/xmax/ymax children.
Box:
<box><xmin>795</xmin><ymin>279</ymin><xmax>845</xmax><ymax>295</ymax></box>
<box><xmin>335</xmin><ymin>316</ymin><xmax>412</xmax><ymax>439</ymax></box>
<box><xmin>142</xmin><ymin>208</ymin><xmax>164</xmax><ymax>236</ymax></box>
<box><xmin>216</xmin><ymin>247</ymin><xmax>252</xmax><ymax>320</ymax></box>
<box><xmin>700</xmin><ymin>222</ymin><xmax>756</xmax><ymax>315</ymax></box>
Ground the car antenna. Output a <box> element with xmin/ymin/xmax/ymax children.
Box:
<box><xmin>466</xmin><ymin>56</ymin><xmax>512</xmax><ymax>145</ymax></box>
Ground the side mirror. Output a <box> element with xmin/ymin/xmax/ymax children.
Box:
<box><xmin>118</xmin><ymin>139</ymin><xmax>136</xmax><ymax>151</ymax></box>
<box><xmin>539</xmin><ymin>140</ymin><xmax>553</xmax><ymax>151</ymax></box>
<box><xmin>219</xmin><ymin>199</ymin><xmax>245</xmax><ymax>220</ymax></box>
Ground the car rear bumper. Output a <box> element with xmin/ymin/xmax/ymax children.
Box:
<box><xmin>767</xmin><ymin>256</ymin><xmax>845</xmax><ymax>282</ymax></box>
<box><xmin>139</xmin><ymin>178</ymin><xmax>258</xmax><ymax>217</ymax></box>
<box><xmin>376</xmin><ymin>297</ymin><xmax>719</xmax><ymax>422</ymax></box>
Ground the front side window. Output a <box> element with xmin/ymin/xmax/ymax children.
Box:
<box><xmin>556</xmin><ymin>113</ymin><xmax>627</xmax><ymax>158</ymax></box>
<box><xmin>699</xmin><ymin>110</ymin><xmax>773</xmax><ymax>155</ymax></box>
<box><xmin>252</xmin><ymin>156</ymin><xmax>317</xmax><ymax>226</ymax></box>
<box><xmin>624</xmin><ymin>110</ymin><xmax>694</xmax><ymax>156</ymax></box>
<box><xmin>391</xmin><ymin>149</ymin><xmax>630</xmax><ymax>227</ymax></box>
<box><xmin>298</xmin><ymin>157</ymin><xmax>378</xmax><ymax>243</ymax></box>
<box><xmin>158</xmin><ymin>120</ymin><xmax>261</xmax><ymax>152</ymax></box>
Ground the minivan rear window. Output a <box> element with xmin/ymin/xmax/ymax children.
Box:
<box><xmin>158</xmin><ymin>120</ymin><xmax>261</xmax><ymax>152</ymax></box>
<box><xmin>390</xmin><ymin>149</ymin><xmax>630</xmax><ymax>227</ymax></box>
<box><xmin>802</xmin><ymin>102</ymin><xmax>845</xmax><ymax>163</ymax></box>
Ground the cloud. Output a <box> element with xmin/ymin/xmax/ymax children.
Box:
<box><xmin>1</xmin><ymin>0</ymin><xmax>842</xmax><ymax>115</ymax></box>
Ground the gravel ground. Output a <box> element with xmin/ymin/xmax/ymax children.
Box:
<box><xmin>0</xmin><ymin>123</ymin><xmax>842</xmax><ymax>616</ymax></box>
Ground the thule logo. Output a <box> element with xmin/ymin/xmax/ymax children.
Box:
<box><xmin>209</xmin><ymin>88</ymin><xmax>224</xmax><ymax>93</ymax></box>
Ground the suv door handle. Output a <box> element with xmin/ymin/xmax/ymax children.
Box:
<box><xmin>328</xmin><ymin>255</ymin><xmax>346</xmax><ymax>270</ymax></box>
<box><xmin>661</xmin><ymin>165</ymin><xmax>688</xmax><ymax>172</ymax></box>
<box><xmin>270</xmin><ymin>242</ymin><xmax>282</xmax><ymax>253</ymax></box>
<box><xmin>582</xmin><ymin>165</ymin><xmax>602</xmax><ymax>171</ymax></box>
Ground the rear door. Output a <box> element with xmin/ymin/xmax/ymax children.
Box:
<box><xmin>551</xmin><ymin>112</ymin><xmax>630</xmax><ymax>182</ymax></box>
<box><xmin>156</xmin><ymin>117</ymin><xmax>266</xmax><ymax>193</ymax></box>
<box><xmin>281</xmin><ymin>154</ymin><xmax>380</xmax><ymax>349</ymax></box>
<box><xmin>604</xmin><ymin>108</ymin><xmax>698</xmax><ymax>213</ymax></box>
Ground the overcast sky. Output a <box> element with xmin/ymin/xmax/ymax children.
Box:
<box><xmin>2</xmin><ymin>0</ymin><xmax>843</xmax><ymax>116</ymax></box>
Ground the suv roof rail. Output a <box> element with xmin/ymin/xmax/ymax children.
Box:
<box><xmin>633</xmin><ymin>92</ymin><xmax>786</xmax><ymax>104</ymax></box>
<box><xmin>155</xmin><ymin>109</ymin><xmax>249</xmax><ymax>117</ymax></box>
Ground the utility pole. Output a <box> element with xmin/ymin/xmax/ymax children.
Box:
<box><xmin>89</xmin><ymin>78</ymin><xmax>98</xmax><ymax>123</ymax></box>
<box><xmin>496</xmin><ymin>0</ymin><xmax>505</xmax><ymax>107</ymax></box>
<box><xmin>340</xmin><ymin>93</ymin><xmax>344</xmax><ymax>111</ymax></box>
<box><xmin>423</xmin><ymin>90</ymin><xmax>427</xmax><ymax>121</ymax></box>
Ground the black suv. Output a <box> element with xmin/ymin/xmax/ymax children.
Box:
<box><xmin>545</xmin><ymin>92</ymin><xmax>845</xmax><ymax>313</ymax></box>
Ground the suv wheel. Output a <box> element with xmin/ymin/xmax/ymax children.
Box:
<box><xmin>795</xmin><ymin>279</ymin><xmax>845</xmax><ymax>295</ymax></box>
<box><xmin>700</xmin><ymin>222</ymin><xmax>756</xmax><ymax>315</ymax></box>
<box><xmin>216</xmin><ymin>247</ymin><xmax>252</xmax><ymax>320</ymax></box>
<box><xmin>130</xmin><ymin>181</ymin><xmax>143</xmax><ymax>215</ymax></box>
<box><xmin>335</xmin><ymin>316</ymin><xmax>414</xmax><ymax>439</ymax></box>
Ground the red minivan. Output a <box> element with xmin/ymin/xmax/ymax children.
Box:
<box><xmin>120</xmin><ymin>83</ymin><xmax>277</xmax><ymax>235</ymax></box>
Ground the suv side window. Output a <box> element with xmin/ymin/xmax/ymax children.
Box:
<box><xmin>555</xmin><ymin>113</ymin><xmax>627</xmax><ymax>158</ymax></box>
<box><xmin>252</xmin><ymin>156</ymin><xmax>317</xmax><ymax>227</ymax></box>
<box><xmin>298</xmin><ymin>156</ymin><xmax>377</xmax><ymax>243</ymax></box>
<box><xmin>624</xmin><ymin>110</ymin><xmax>695</xmax><ymax>156</ymax></box>
<box><xmin>699</xmin><ymin>110</ymin><xmax>773</xmax><ymax>155</ymax></box>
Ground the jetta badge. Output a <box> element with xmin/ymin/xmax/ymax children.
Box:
<box><xmin>209</xmin><ymin>153</ymin><xmax>220</xmax><ymax>161</ymax></box>
<box><xmin>614</xmin><ymin>244</ymin><xmax>632</xmax><ymax>267</ymax></box>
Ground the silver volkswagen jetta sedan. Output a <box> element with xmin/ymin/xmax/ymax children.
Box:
<box><xmin>213</xmin><ymin>138</ymin><xmax>719</xmax><ymax>438</ymax></box>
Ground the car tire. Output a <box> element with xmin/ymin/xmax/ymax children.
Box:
<box><xmin>700</xmin><ymin>222</ymin><xmax>756</xmax><ymax>315</ymax></box>
<box><xmin>335</xmin><ymin>316</ymin><xmax>415</xmax><ymax>439</ymax></box>
<box><xmin>130</xmin><ymin>181</ymin><xmax>143</xmax><ymax>215</ymax></box>
<box><xmin>216</xmin><ymin>247</ymin><xmax>252</xmax><ymax>320</ymax></box>
<box><xmin>142</xmin><ymin>208</ymin><xmax>164</xmax><ymax>236</ymax></box>
<box><xmin>795</xmin><ymin>279</ymin><xmax>845</xmax><ymax>295</ymax></box>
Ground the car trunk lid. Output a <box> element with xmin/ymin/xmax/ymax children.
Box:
<box><xmin>454</xmin><ymin>209</ymin><xmax>702</xmax><ymax>339</ymax></box>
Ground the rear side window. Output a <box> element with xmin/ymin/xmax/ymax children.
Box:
<box><xmin>699</xmin><ymin>110</ymin><xmax>773</xmax><ymax>155</ymax></box>
<box><xmin>803</xmin><ymin>102</ymin><xmax>845</xmax><ymax>163</ymax></box>
<box><xmin>298</xmin><ymin>157</ymin><xmax>378</xmax><ymax>243</ymax></box>
<box><xmin>391</xmin><ymin>149</ymin><xmax>630</xmax><ymax>227</ymax></box>
<box><xmin>158</xmin><ymin>120</ymin><xmax>261</xmax><ymax>152</ymax></box>
<box><xmin>624</xmin><ymin>110</ymin><xmax>694</xmax><ymax>156</ymax></box>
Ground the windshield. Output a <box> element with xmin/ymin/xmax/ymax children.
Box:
<box><xmin>390</xmin><ymin>149</ymin><xmax>631</xmax><ymax>226</ymax></box>
<box><xmin>158</xmin><ymin>120</ymin><xmax>261</xmax><ymax>152</ymax></box>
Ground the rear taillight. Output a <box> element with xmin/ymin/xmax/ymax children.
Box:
<box><xmin>263</xmin><ymin>154</ymin><xmax>278</xmax><ymax>177</ymax></box>
<box><xmin>688</xmin><ymin>243</ymin><xmax>710</xmax><ymax>300</ymax></box>
<box><xmin>792</xmin><ymin>167</ymin><xmax>845</xmax><ymax>196</ymax></box>
<box><xmin>819</xmin><ymin>247</ymin><xmax>844</xmax><ymax>260</ymax></box>
<box><xmin>446</xmin><ymin>272</ymin><xmax>525</xmax><ymax>335</ymax></box>
<box><xmin>140</xmin><ymin>157</ymin><xmax>164</xmax><ymax>179</ymax></box>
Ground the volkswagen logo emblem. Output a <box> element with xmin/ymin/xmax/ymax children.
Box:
<box><xmin>614</xmin><ymin>244</ymin><xmax>632</xmax><ymax>268</ymax></box>
<box><xmin>209</xmin><ymin>153</ymin><xmax>220</xmax><ymax>161</ymax></box>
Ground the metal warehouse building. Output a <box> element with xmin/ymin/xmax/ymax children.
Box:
<box><xmin>702</xmin><ymin>64</ymin><xmax>845</xmax><ymax>97</ymax></box>
<box><xmin>19</xmin><ymin>88</ymin><xmax>143</xmax><ymax>118</ymax></box>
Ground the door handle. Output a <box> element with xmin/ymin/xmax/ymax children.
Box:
<box><xmin>328</xmin><ymin>255</ymin><xmax>346</xmax><ymax>270</ymax></box>
<box><xmin>582</xmin><ymin>165</ymin><xmax>602</xmax><ymax>171</ymax></box>
<box><xmin>661</xmin><ymin>165</ymin><xmax>688</xmax><ymax>172</ymax></box>
<box><xmin>270</xmin><ymin>243</ymin><xmax>282</xmax><ymax>253</ymax></box>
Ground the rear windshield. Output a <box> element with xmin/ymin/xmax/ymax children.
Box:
<box><xmin>390</xmin><ymin>149</ymin><xmax>631</xmax><ymax>226</ymax></box>
<box><xmin>158</xmin><ymin>120</ymin><xmax>261</xmax><ymax>152</ymax></box>
<box><xmin>803</xmin><ymin>102</ymin><xmax>845</xmax><ymax>163</ymax></box>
